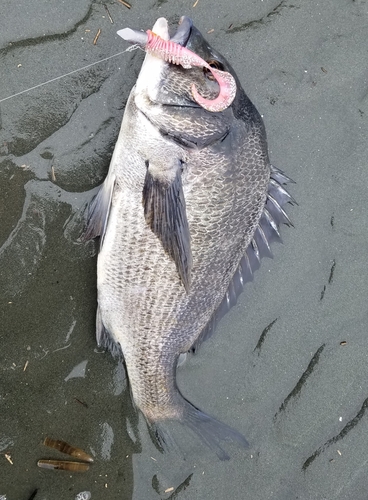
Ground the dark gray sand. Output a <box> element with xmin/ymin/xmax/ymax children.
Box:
<box><xmin>1</xmin><ymin>0</ymin><xmax>368</xmax><ymax>498</ymax></box>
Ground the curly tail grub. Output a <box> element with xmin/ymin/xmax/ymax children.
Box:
<box><xmin>145</xmin><ymin>30</ymin><xmax>236</xmax><ymax>112</ymax></box>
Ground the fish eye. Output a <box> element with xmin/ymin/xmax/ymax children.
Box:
<box><xmin>203</xmin><ymin>59</ymin><xmax>225</xmax><ymax>80</ymax></box>
<box><xmin>208</xmin><ymin>59</ymin><xmax>224</xmax><ymax>70</ymax></box>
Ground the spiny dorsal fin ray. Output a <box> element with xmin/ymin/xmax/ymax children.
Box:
<box><xmin>261</xmin><ymin>208</ymin><xmax>281</xmax><ymax>242</ymax></box>
<box><xmin>191</xmin><ymin>165</ymin><xmax>294</xmax><ymax>353</ymax></box>
<box><xmin>266</xmin><ymin>194</ymin><xmax>293</xmax><ymax>227</ymax></box>
<box><xmin>142</xmin><ymin>161</ymin><xmax>192</xmax><ymax>292</ymax></box>
<box><xmin>270</xmin><ymin>164</ymin><xmax>295</xmax><ymax>184</ymax></box>
<box><xmin>268</xmin><ymin>179</ymin><xmax>297</xmax><ymax>206</ymax></box>
<box><xmin>253</xmin><ymin>224</ymin><xmax>273</xmax><ymax>259</ymax></box>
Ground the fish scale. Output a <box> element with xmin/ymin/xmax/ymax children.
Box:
<box><xmin>84</xmin><ymin>16</ymin><xmax>294</xmax><ymax>460</ymax></box>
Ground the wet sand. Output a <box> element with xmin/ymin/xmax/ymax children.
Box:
<box><xmin>1</xmin><ymin>0</ymin><xmax>368</xmax><ymax>498</ymax></box>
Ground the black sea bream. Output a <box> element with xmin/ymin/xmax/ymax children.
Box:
<box><xmin>84</xmin><ymin>16</ymin><xmax>294</xmax><ymax>459</ymax></box>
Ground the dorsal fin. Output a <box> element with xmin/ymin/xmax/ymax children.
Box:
<box><xmin>191</xmin><ymin>166</ymin><xmax>295</xmax><ymax>353</ymax></box>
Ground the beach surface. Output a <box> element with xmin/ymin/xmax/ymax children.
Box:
<box><xmin>1</xmin><ymin>0</ymin><xmax>368</xmax><ymax>498</ymax></box>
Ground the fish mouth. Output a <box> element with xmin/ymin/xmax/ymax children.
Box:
<box><xmin>119</xmin><ymin>17</ymin><xmax>236</xmax><ymax>112</ymax></box>
<box><xmin>126</xmin><ymin>16</ymin><xmax>201</xmax><ymax>110</ymax></box>
<box><xmin>170</xmin><ymin>16</ymin><xmax>193</xmax><ymax>46</ymax></box>
<box><xmin>165</xmin><ymin>17</ymin><xmax>201</xmax><ymax>109</ymax></box>
<box><xmin>117</xmin><ymin>16</ymin><xmax>193</xmax><ymax>48</ymax></box>
<box><xmin>166</xmin><ymin>17</ymin><xmax>204</xmax><ymax>109</ymax></box>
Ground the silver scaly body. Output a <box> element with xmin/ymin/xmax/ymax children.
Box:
<box><xmin>84</xmin><ymin>17</ymin><xmax>294</xmax><ymax>459</ymax></box>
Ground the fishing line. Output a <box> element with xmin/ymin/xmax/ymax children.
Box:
<box><xmin>0</xmin><ymin>44</ymin><xmax>140</xmax><ymax>104</ymax></box>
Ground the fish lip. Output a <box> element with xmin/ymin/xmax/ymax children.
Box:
<box><xmin>170</xmin><ymin>16</ymin><xmax>193</xmax><ymax>46</ymax></box>
<box><xmin>118</xmin><ymin>17</ymin><xmax>192</xmax><ymax>47</ymax></box>
<box><xmin>161</xmin><ymin>101</ymin><xmax>201</xmax><ymax>109</ymax></box>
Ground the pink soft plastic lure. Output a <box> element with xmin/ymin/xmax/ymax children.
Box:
<box><xmin>145</xmin><ymin>30</ymin><xmax>236</xmax><ymax>112</ymax></box>
<box><xmin>118</xmin><ymin>25</ymin><xmax>237</xmax><ymax>112</ymax></box>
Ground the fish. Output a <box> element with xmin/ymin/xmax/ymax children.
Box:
<box><xmin>83</xmin><ymin>16</ymin><xmax>295</xmax><ymax>460</ymax></box>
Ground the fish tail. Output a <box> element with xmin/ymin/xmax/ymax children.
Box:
<box><xmin>151</xmin><ymin>394</ymin><xmax>249</xmax><ymax>461</ymax></box>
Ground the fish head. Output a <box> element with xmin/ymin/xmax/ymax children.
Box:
<box><xmin>122</xmin><ymin>17</ymin><xmax>239</xmax><ymax>148</ymax></box>
<box><xmin>144</xmin><ymin>16</ymin><xmax>237</xmax><ymax>106</ymax></box>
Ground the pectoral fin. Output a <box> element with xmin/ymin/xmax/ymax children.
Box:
<box><xmin>82</xmin><ymin>174</ymin><xmax>116</xmax><ymax>248</ymax></box>
<box><xmin>96</xmin><ymin>305</ymin><xmax>123</xmax><ymax>358</ymax></box>
<box><xmin>142</xmin><ymin>162</ymin><xmax>192</xmax><ymax>292</ymax></box>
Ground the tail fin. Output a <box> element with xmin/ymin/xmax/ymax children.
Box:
<box><xmin>151</xmin><ymin>395</ymin><xmax>249</xmax><ymax>461</ymax></box>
